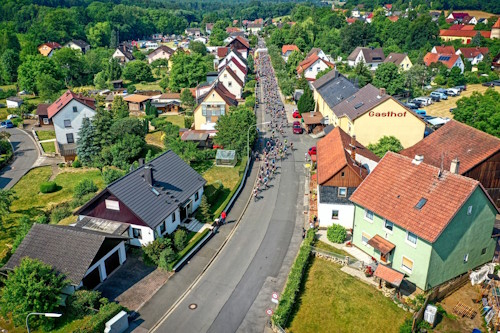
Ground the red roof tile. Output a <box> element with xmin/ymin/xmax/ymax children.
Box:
<box><xmin>400</xmin><ymin>120</ymin><xmax>500</xmax><ymax>174</ymax></box>
<box><xmin>349</xmin><ymin>152</ymin><xmax>494</xmax><ymax>243</ymax></box>
<box><xmin>282</xmin><ymin>45</ymin><xmax>300</xmax><ymax>54</ymax></box>
<box><xmin>423</xmin><ymin>52</ymin><xmax>460</xmax><ymax>69</ymax></box>
<box><xmin>493</xmin><ymin>18</ymin><xmax>500</xmax><ymax>29</ymax></box>
<box><xmin>440</xmin><ymin>29</ymin><xmax>491</xmax><ymax>38</ymax></box>
<box><xmin>433</xmin><ymin>45</ymin><xmax>456</xmax><ymax>54</ymax></box>
<box><xmin>297</xmin><ymin>54</ymin><xmax>335</xmax><ymax>74</ymax></box>
<box><xmin>217</xmin><ymin>47</ymin><xmax>230</xmax><ymax>58</ymax></box>
<box><xmin>458</xmin><ymin>47</ymin><xmax>489</xmax><ymax>58</ymax></box>
<box><xmin>367</xmin><ymin>235</ymin><xmax>395</xmax><ymax>254</ymax></box>
<box><xmin>47</xmin><ymin>90</ymin><xmax>95</xmax><ymax>119</ymax></box>
<box><xmin>388</xmin><ymin>16</ymin><xmax>399</xmax><ymax>22</ymax></box>
<box><xmin>374</xmin><ymin>264</ymin><xmax>404</xmax><ymax>287</ymax></box>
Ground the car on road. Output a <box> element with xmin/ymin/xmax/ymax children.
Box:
<box><xmin>292</xmin><ymin>121</ymin><xmax>303</xmax><ymax>134</ymax></box>
<box><xmin>0</xmin><ymin>120</ymin><xmax>14</xmax><ymax>128</ymax></box>
<box><xmin>292</xmin><ymin>110</ymin><xmax>301</xmax><ymax>118</ymax></box>
<box><xmin>445</xmin><ymin>88</ymin><xmax>460</xmax><ymax>96</ymax></box>
<box><xmin>413</xmin><ymin>97</ymin><xmax>432</xmax><ymax>106</ymax></box>
<box><xmin>308</xmin><ymin>146</ymin><xmax>317</xmax><ymax>156</ymax></box>
<box><xmin>430</xmin><ymin>91</ymin><xmax>448</xmax><ymax>101</ymax></box>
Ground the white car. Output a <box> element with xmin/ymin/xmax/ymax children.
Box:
<box><xmin>414</xmin><ymin>97</ymin><xmax>432</xmax><ymax>106</ymax></box>
<box><xmin>446</xmin><ymin>88</ymin><xmax>460</xmax><ymax>96</ymax></box>
<box><xmin>7</xmin><ymin>114</ymin><xmax>19</xmax><ymax>120</ymax></box>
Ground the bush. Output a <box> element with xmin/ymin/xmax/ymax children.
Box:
<box><xmin>326</xmin><ymin>224</ymin><xmax>347</xmax><ymax>243</ymax></box>
<box><xmin>74</xmin><ymin>179</ymin><xmax>98</xmax><ymax>199</ymax></box>
<box><xmin>143</xmin><ymin>237</ymin><xmax>172</xmax><ymax>265</ymax></box>
<box><xmin>50</xmin><ymin>203</ymin><xmax>71</xmax><ymax>223</ymax></box>
<box><xmin>184</xmin><ymin>116</ymin><xmax>193</xmax><ymax>129</ymax></box>
<box><xmin>102</xmin><ymin>168</ymin><xmax>125</xmax><ymax>185</ymax></box>
<box><xmin>40</xmin><ymin>181</ymin><xmax>57</xmax><ymax>193</ymax></box>
<box><xmin>72</xmin><ymin>158</ymin><xmax>82</xmax><ymax>168</ymax></box>
<box><xmin>174</xmin><ymin>229</ymin><xmax>188</xmax><ymax>251</ymax></box>
<box><xmin>399</xmin><ymin>318</ymin><xmax>412</xmax><ymax>333</ymax></box>
<box><xmin>158</xmin><ymin>247</ymin><xmax>178</xmax><ymax>270</ymax></box>
<box><xmin>169</xmin><ymin>228</ymin><xmax>211</xmax><ymax>270</ymax></box>
<box><xmin>67</xmin><ymin>290</ymin><xmax>102</xmax><ymax>319</ymax></box>
<box><xmin>81</xmin><ymin>301</ymin><xmax>125</xmax><ymax>333</ymax></box>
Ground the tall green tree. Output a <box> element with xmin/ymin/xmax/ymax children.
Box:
<box><xmin>111</xmin><ymin>95</ymin><xmax>129</xmax><ymax>119</ymax></box>
<box><xmin>76</xmin><ymin>117</ymin><xmax>100</xmax><ymax>165</ymax></box>
<box><xmin>17</xmin><ymin>55</ymin><xmax>62</xmax><ymax>94</ymax></box>
<box><xmin>181</xmin><ymin>88</ymin><xmax>195</xmax><ymax>107</ymax></box>
<box><xmin>0</xmin><ymin>49</ymin><xmax>20</xmax><ymax>83</ymax></box>
<box><xmin>373</xmin><ymin>62</ymin><xmax>405</xmax><ymax>95</ymax></box>
<box><xmin>189</xmin><ymin>41</ymin><xmax>207</xmax><ymax>55</ymax></box>
<box><xmin>51</xmin><ymin>48</ymin><xmax>88</xmax><ymax>87</ymax></box>
<box><xmin>297</xmin><ymin>86</ymin><xmax>315</xmax><ymax>114</ymax></box>
<box><xmin>209</xmin><ymin>21</ymin><xmax>229</xmax><ymax>46</ymax></box>
<box><xmin>86</xmin><ymin>22</ymin><xmax>112</xmax><ymax>48</ymax></box>
<box><xmin>123</xmin><ymin>61</ymin><xmax>153</xmax><ymax>82</ymax></box>
<box><xmin>352</xmin><ymin>61</ymin><xmax>372</xmax><ymax>87</ymax></box>
<box><xmin>0</xmin><ymin>189</ymin><xmax>15</xmax><ymax>231</ymax></box>
<box><xmin>367</xmin><ymin>136</ymin><xmax>404</xmax><ymax>158</ymax></box>
<box><xmin>105</xmin><ymin>58</ymin><xmax>122</xmax><ymax>81</ymax></box>
<box><xmin>214</xmin><ymin>106</ymin><xmax>257</xmax><ymax>158</ymax></box>
<box><xmin>453</xmin><ymin>89</ymin><xmax>500</xmax><ymax>138</ymax></box>
<box><xmin>92</xmin><ymin>107</ymin><xmax>114</xmax><ymax>148</ymax></box>
<box><xmin>406</xmin><ymin>14</ymin><xmax>439</xmax><ymax>50</ymax></box>
<box><xmin>168</xmin><ymin>52</ymin><xmax>213</xmax><ymax>92</ymax></box>
<box><xmin>0</xmin><ymin>258</ymin><xmax>68</xmax><ymax>329</ymax></box>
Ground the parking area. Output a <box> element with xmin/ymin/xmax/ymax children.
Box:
<box><xmin>97</xmin><ymin>250</ymin><xmax>172</xmax><ymax>311</ymax></box>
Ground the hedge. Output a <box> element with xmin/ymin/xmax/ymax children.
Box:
<box><xmin>272</xmin><ymin>229</ymin><xmax>315</xmax><ymax>328</ymax></box>
<box><xmin>212</xmin><ymin>157</ymin><xmax>248</xmax><ymax>220</ymax></box>
<box><xmin>77</xmin><ymin>302</ymin><xmax>125</xmax><ymax>333</ymax></box>
<box><xmin>40</xmin><ymin>181</ymin><xmax>58</xmax><ymax>193</ymax></box>
<box><xmin>170</xmin><ymin>228</ymin><xmax>211</xmax><ymax>270</ymax></box>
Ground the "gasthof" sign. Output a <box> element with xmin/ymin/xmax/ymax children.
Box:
<box><xmin>368</xmin><ymin>111</ymin><xmax>407</xmax><ymax>117</ymax></box>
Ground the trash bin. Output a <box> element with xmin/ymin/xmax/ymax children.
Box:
<box><xmin>424</xmin><ymin>304</ymin><xmax>437</xmax><ymax>326</ymax></box>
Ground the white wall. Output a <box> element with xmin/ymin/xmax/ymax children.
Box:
<box><xmin>219</xmin><ymin>52</ymin><xmax>247</xmax><ymax>71</ymax></box>
<box><xmin>52</xmin><ymin>99</ymin><xmax>95</xmax><ymax>145</ymax></box>
<box><xmin>156</xmin><ymin>208</ymin><xmax>181</xmax><ymax>236</ymax></box>
<box><xmin>218</xmin><ymin>69</ymin><xmax>243</xmax><ymax>99</ymax></box>
<box><xmin>226</xmin><ymin>62</ymin><xmax>246</xmax><ymax>83</ymax></box>
<box><xmin>81</xmin><ymin>241</ymin><xmax>126</xmax><ymax>287</ymax></box>
<box><xmin>148</xmin><ymin>50</ymin><xmax>170</xmax><ymax>64</ymax></box>
<box><xmin>317</xmin><ymin>187</ymin><xmax>355</xmax><ymax>229</ymax></box>
<box><xmin>304</xmin><ymin>59</ymin><xmax>331</xmax><ymax>80</ymax></box>
<box><xmin>128</xmin><ymin>224</ymin><xmax>155</xmax><ymax>246</ymax></box>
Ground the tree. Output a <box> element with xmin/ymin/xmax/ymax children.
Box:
<box><xmin>247</xmin><ymin>54</ymin><xmax>254</xmax><ymax>73</ymax></box>
<box><xmin>406</xmin><ymin>14</ymin><xmax>439</xmax><ymax>50</ymax></box>
<box><xmin>93</xmin><ymin>107</ymin><xmax>114</xmax><ymax>149</ymax></box>
<box><xmin>297</xmin><ymin>86</ymin><xmax>314</xmax><ymax>114</ymax></box>
<box><xmin>168</xmin><ymin>52</ymin><xmax>212</xmax><ymax>91</ymax></box>
<box><xmin>17</xmin><ymin>55</ymin><xmax>62</xmax><ymax>94</ymax></box>
<box><xmin>77</xmin><ymin>117</ymin><xmax>100</xmax><ymax>165</ymax></box>
<box><xmin>166</xmin><ymin>137</ymin><xmax>201</xmax><ymax>164</ymax></box>
<box><xmin>209</xmin><ymin>21</ymin><xmax>229</xmax><ymax>46</ymax></box>
<box><xmin>471</xmin><ymin>31</ymin><xmax>482</xmax><ymax>47</ymax></box>
<box><xmin>189</xmin><ymin>41</ymin><xmax>207</xmax><ymax>55</ymax></box>
<box><xmin>448</xmin><ymin>66</ymin><xmax>466</xmax><ymax>87</ymax></box>
<box><xmin>214</xmin><ymin>106</ymin><xmax>257</xmax><ymax>158</ymax></box>
<box><xmin>0</xmin><ymin>27</ymin><xmax>20</xmax><ymax>56</ymax></box>
<box><xmin>286</xmin><ymin>50</ymin><xmax>304</xmax><ymax>76</ymax></box>
<box><xmin>86</xmin><ymin>22</ymin><xmax>112</xmax><ymax>48</ymax></box>
<box><xmin>198</xmin><ymin>195</ymin><xmax>211</xmax><ymax>222</ymax></box>
<box><xmin>0</xmin><ymin>258</ymin><xmax>68</xmax><ymax>328</ymax></box>
<box><xmin>373</xmin><ymin>62</ymin><xmax>405</xmax><ymax>95</ymax></box>
<box><xmin>144</xmin><ymin>100</ymin><xmax>158</xmax><ymax>118</ymax></box>
<box><xmin>109</xmin><ymin>134</ymin><xmax>146</xmax><ymax>169</ymax></box>
<box><xmin>0</xmin><ymin>49</ymin><xmax>20</xmax><ymax>83</ymax></box>
<box><xmin>105</xmin><ymin>58</ymin><xmax>122</xmax><ymax>81</ymax></box>
<box><xmin>173</xmin><ymin>229</ymin><xmax>188</xmax><ymax>251</ymax></box>
<box><xmin>453</xmin><ymin>89</ymin><xmax>500</xmax><ymax>138</ymax></box>
<box><xmin>111</xmin><ymin>96</ymin><xmax>129</xmax><ymax>119</ymax></box>
<box><xmin>35</xmin><ymin>73</ymin><xmax>64</xmax><ymax>101</ymax></box>
<box><xmin>123</xmin><ymin>61</ymin><xmax>153</xmax><ymax>82</ymax></box>
<box><xmin>0</xmin><ymin>189</ymin><xmax>15</xmax><ymax>231</ymax></box>
<box><xmin>367</xmin><ymin>136</ymin><xmax>404</xmax><ymax>158</ymax></box>
<box><xmin>110</xmin><ymin>117</ymin><xmax>145</xmax><ymax>140</ymax></box>
<box><xmin>93</xmin><ymin>71</ymin><xmax>108</xmax><ymax>89</ymax></box>
<box><xmin>352</xmin><ymin>61</ymin><xmax>372</xmax><ymax>87</ymax></box>
<box><xmin>340</xmin><ymin>20</ymin><xmax>375</xmax><ymax>54</ymax></box>
<box><xmin>51</xmin><ymin>48</ymin><xmax>88</xmax><ymax>87</ymax></box>
<box><xmin>316</xmin><ymin>67</ymin><xmax>333</xmax><ymax>80</ymax></box>
<box><xmin>180</xmin><ymin>88</ymin><xmax>195</xmax><ymax>107</ymax></box>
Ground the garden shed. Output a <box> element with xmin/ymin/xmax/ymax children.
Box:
<box><xmin>216</xmin><ymin>149</ymin><xmax>237</xmax><ymax>167</ymax></box>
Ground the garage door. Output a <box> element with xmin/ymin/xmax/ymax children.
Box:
<box><xmin>82</xmin><ymin>267</ymin><xmax>101</xmax><ymax>289</ymax></box>
<box><xmin>104</xmin><ymin>250</ymin><xmax>120</xmax><ymax>276</ymax></box>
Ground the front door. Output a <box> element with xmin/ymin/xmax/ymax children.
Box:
<box><xmin>180</xmin><ymin>206</ymin><xmax>187</xmax><ymax>221</ymax></box>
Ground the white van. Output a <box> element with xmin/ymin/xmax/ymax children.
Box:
<box><xmin>414</xmin><ymin>97</ymin><xmax>432</xmax><ymax>106</ymax></box>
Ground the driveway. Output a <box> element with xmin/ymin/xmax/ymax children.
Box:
<box><xmin>0</xmin><ymin>128</ymin><xmax>39</xmax><ymax>189</ymax></box>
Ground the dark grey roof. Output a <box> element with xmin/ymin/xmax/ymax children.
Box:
<box><xmin>225</xmin><ymin>49</ymin><xmax>248</xmax><ymax>66</ymax></box>
<box><xmin>6</xmin><ymin>96</ymin><xmax>23</xmax><ymax>102</ymax></box>
<box><xmin>319</xmin><ymin>186</ymin><xmax>356</xmax><ymax>204</ymax></box>
<box><xmin>347</xmin><ymin>47</ymin><xmax>385</xmax><ymax>63</ymax></box>
<box><xmin>70</xmin><ymin>39</ymin><xmax>90</xmax><ymax>48</ymax></box>
<box><xmin>384</xmin><ymin>53</ymin><xmax>408</xmax><ymax>66</ymax></box>
<box><xmin>3</xmin><ymin>224</ymin><xmax>127</xmax><ymax>285</ymax></box>
<box><xmin>313</xmin><ymin>71</ymin><xmax>359</xmax><ymax>111</ymax></box>
<box><xmin>106</xmin><ymin>150</ymin><xmax>206</xmax><ymax>229</ymax></box>
<box><xmin>330</xmin><ymin>84</ymin><xmax>390</xmax><ymax>120</ymax></box>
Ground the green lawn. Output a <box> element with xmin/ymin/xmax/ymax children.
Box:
<box><xmin>145</xmin><ymin>131</ymin><xmax>165</xmax><ymax>148</ymax></box>
<box><xmin>202</xmin><ymin>163</ymin><xmax>241</xmax><ymax>190</ymax></box>
<box><xmin>36</xmin><ymin>130</ymin><xmax>56</xmax><ymax>141</ymax></box>
<box><xmin>40</xmin><ymin>141</ymin><xmax>56</xmax><ymax>153</ymax></box>
<box><xmin>313</xmin><ymin>240</ymin><xmax>350</xmax><ymax>257</ymax></box>
<box><xmin>164</xmin><ymin>114</ymin><xmax>185</xmax><ymax>128</ymax></box>
<box><xmin>288</xmin><ymin>257</ymin><xmax>409</xmax><ymax>333</ymax></box>
<box><xmin>131</xmin><ymin>81</ymin><xmax>163</xmax><ymax>92</ymax></box>
<box><xmin>0</xmin><ymin>166</ymin><xmax>104</xmax><ymax>260</ymax></box>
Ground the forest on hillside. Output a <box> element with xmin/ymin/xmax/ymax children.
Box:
<box><xmin>345</xmin><ymin>0</ymin><xmax>499</xmax><ymax>14</ymax></box>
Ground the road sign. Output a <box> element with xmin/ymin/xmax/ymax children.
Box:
<box><xmin>271</xmin><ymin>292</ymin><xmax>279</xmax><ymax>304</ymax></box>
<box><xmin>266</xmin><ymin>308</ymin><xmax>273</xmax><ymax>316</ymax></box>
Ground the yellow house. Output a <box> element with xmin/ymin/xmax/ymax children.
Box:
<box><xmin>328</xmin><ymin>84</ymin><xmax>425</xmax><ymax>148</ymax></box>
<box><xmin>193</xmin><ymin>82</ymin><xmax>238</xmax><ymax>130</ymax></box>
<box><xmin>383</xmin><ymin>52</ymin><xmax>413</xmax><ymax>71</ymax></box>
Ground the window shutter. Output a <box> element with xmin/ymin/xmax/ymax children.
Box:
<box><xmin>402</xmin><ymin>257</ymin><xmax>413</xmax><ymax>270</ymax></box>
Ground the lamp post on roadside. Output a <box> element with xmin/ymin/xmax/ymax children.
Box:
<box><xmin>247</xmin><ymin>121</ymin><xmax>271</xmax><ymax>160</ymax></box>
<box><xmin>26</xmin><ymin>313</ymin><xmax>62</xmax><ymax>333</ymax></box>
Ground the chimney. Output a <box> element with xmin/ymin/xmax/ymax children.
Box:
<box><xmin>412</xmin><ymin>155</ymin><xmax>424</xmax><ymax>165</ymax></box>
<box><xmin>350</xmin><ymin>135</ymin><xmax>357</xmax><ymax>161</ymax></box>
<box><xmin>138</xmin><ymin>158</ymin><xmax>145</xmax><ymax>166</ymax></box>
<box><xmin>450</xmin><ymin>158</ymin><xmax>460</xmax><ymax>174</ymax></box>
<box><xmin>144</xmin><ymin>165</ymin><xmax>153</xmax><ymax>186</ymax></box>
<box><xmin>379</xmin><ymin>88</ymin><xmax>386</xmax><ymax>96</ymax></box>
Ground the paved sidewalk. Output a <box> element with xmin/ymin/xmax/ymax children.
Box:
<box><xmin>316</xmin><ymin>229</ymin><xmax>373</xmax><ymax>263</ymax></box>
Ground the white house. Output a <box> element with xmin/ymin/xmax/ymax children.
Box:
<box><xmin>219</xmin><ymin>57</ymin><xmax>247</xmax><ymax>84</ymax></box>
<box><xmin>218</xmin><ymin>49</ymin><xmax>247</xmax><ymax>71</ymax></box>
<box><xmin>47</xmin><ymin>90</ymin><xmax>96</xmax><ymax>160</ymax></box>
<box><xmin>347</xmin><ymin>47</ymin><xmax>385</xmax><ymax>70</ymax></box>
<box><xmin>147</xmin><ymin>45</ymin><xmax>175</xmax><ymax>64</ymax></box>
<box><xmin>6</xmin><ymin>97</ymin><xmax>23</xmax><ymax>109</ymax></box>
<box><xmin>64</xmin><ymin>39</ymin><xmax>90</xmax><ymax>54</ymax></box>
<box><xmin>352</xmin><ymin>8</ymin><xmax>361</xmax><ymax>18</ymax></box>
<box><xmin>217</xmin><ymin>66</ymin><xmax>244</xmax><ymax>99</ymax></box>
<box><xmin>112</xmin><ymin>46</ymin><xmax>135</xmax><ymax>64</ymax></box>
<box><xmin>456</xmin><ymin>47</ymin><xmax>489</xmax><ymax>65</ymax></box>
<box><xmin>76</xmin><ymin>151</ymin><xmax>206</xmax><ymax>247</ymax></box>
<box><xmin>296</xmin><ymin>53</ymin><xmax>335</xmax><ymax>81</ymax></box>
<box><xmin>316</xmin><ymin>127</ymin><xmax>379</xmax><ymax>229</ymax></box>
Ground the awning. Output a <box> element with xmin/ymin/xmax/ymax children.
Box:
<box><xmin>367</xmin><ymin>234</ymin><xmax>395</xmax><ymax>255</ymax></box>
<box><xmin>374</xmin><ymin>264</ymin><xmax>404</xmax><ymax>287</ymax></box>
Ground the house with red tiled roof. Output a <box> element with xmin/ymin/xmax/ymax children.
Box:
<box><xmin>281</xmin><ymin>45</ymin><xmax>300</xmax><ymax>61</ymax></box>
<box><xmin>350</xmin><ymin>152</ymin><xmax>499</xmax><ymax>290</ymax></box>
<box><xmin>439</xmin><ymin>29</ymin><xmax>491</xmax><ymax>44</ymax></box>
<box><xmin>423</xmin><ymin>52</ymin><xmax>464</xmax><ymax>73</ymax></box>
<box><xmin>346</xmin><ymin>18</ymin><xmax>358</xmax><ymax>25</ymax></box>
<box><xmin>226</xmin><ymin>36</ymin><xmax>250</xmax><ymax>59</ymax></box>
<box><xmin>492</xmin><ymin>18</ymin><xmax>500</xmax><ymax>39</ymax></box>
<box><xmin>400</xmin><ymin>120</ymin><xmax>500</xmax><ymax>207</ymax></box>
<box><xmin>48</xmin><ymin>90</ymin><xmax>96</xmax><ymax>161</ymax></box>
<box><xmin>193</xmin><ymin>82</ymin><xmax>238</xmax><ymax>131</ymax></box>
<box><xmin>456</xmin><ymin>47</ymin><xmax>489</xmax><ymax>65</ymax></box>
<box><xmin>387</xmin><ymin>16</ymin><xmax>399</xmax><ymax>22</ymax></box>
<box><xmin>38</xmin><ymin>42</ymin><xmax>61</xmax><ymax>57</ymax></box>
<box><xmin>316</xmin><ymin>127</ymin><xmax>379</xmax><ymax>228</ymax></box>
<box><xmin>217</xmin><ymin>66</ymin><xmax>244</xmax><ymax>99</ymax></box>
<box><xmin>216</xmin><ymin>47</ymin><xmax>230</xmax><ymax>59</ymax></box>
<box><xmin>431</xmin><ymin>45</ymin><xmax>456</xmax><ymax>54</ymax></box>
<box><xmin>447</xmin><ymin>12</ymin><xmax>470</xmax><ymax>21</ymax></box>
<box><xmin>296</xmin><ymin>53</ymin><xmax>335</xmax><ymax>81</ymax></box>
<box><xmin>219</xmin><ymin>56</ymin><xmax>247</xmax><ymax>83</ymax></box>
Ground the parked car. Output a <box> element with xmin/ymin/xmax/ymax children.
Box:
<box><xmin>430</xmin><ymin>91</ymin><xmax>447</xmax><ymax>100</ymax></box>
<box><xmin>445</xmin><ymin>88</ymin><xmax>460</xmax><ymax>96</ymax></box>
<box><xmin>405</xmin><ymin>102</ymin><xmax>419</xmax><ymax>109</ymax></box>
<box><xmin>435</xmin><ymin>88</ymin><xmax>447</xmax><ymax>94</ymax></box>
<box><xmin>292</xmin><ymin>121</ymin><xmax>303</xmax><ymax>134</ymax></box>
<box><xmin>454</xmin><ymin>85</ymin><xmax>466</xmax><ymax>91</ymax></box>
<box><xmin>292</xmin><ymin>110</ymin><xmax>301</xmax><ymax>118</ymax></box>
<box><xmin>482</xmin><ymin>80</ymin><xmax>500</xmax><ymax>87</ymax></box>
<box><xmin>0</xmin><ymin>120</ymin><xmax>14</xmax><ymax>128</ymax></box>
<box><xmin>414</xmin><ymin>97</ymin><xmax>432</xmax><ymax>106</ymax></box>
<box><xmin>414</xmin><ymin>109</ymin><xmax>427</xmax><ymax>117</ymax></box>
<box><xmin>308</xmin><ymin>146</ymin><xmax>317</xmax><ymax>156</ymax></box>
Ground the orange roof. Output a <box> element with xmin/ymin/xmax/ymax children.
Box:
<box><xmin>38</xmin><ymin>42</ymin><xmax>62</xmax><ymax>56</ymax></box>
<box><xmin>47</xmin><ymin>90</ymin><xmax>95</xmax><ymax>119</ymax></box>
<box><xmin>346</xmin><ymin>18</ymin><xmax>357</xmax><ymax>24</ymax></box>
<box><xmin>350</xmin><ymin>152</ymin><xmax>497</xmax><ymax>243</ymax></box>
<box><xmin>440</xmin><ymin>29</ymin><xmax>491</xmax><ymax>38</ymax></box>
<box><xmin>282</xmin><ymin>44</ymin><xmax>300</xmax><ymax>54</ymax></box>
<box><xmin>400</xmin><ymin>120</ymin><xmax>500</xmax><ymax>174</ymax></box>
<box><xmin>493</xmin><ymin>17</ymin><xmax>500</xmax><ymax>29</ymax></box>
<box><xmin>226</xmin><ymin>27</ymin><xmax>241</xmax><ymax>33</ymax></box>
<box><xmin>433</xmin><ymin>45</ymin><xmax>456</xmax><ymax>54</ymax></box>
<box><xmin>217</xmin><ymin>47</ymin><xmax>230</xmax><ymax>58</ymax></box>
<box><xmin>459</xmin><ymin>47</ymin><xmax>489</xmax><ymax>58</ymax></box>
<box><xmin>317</xmin><ymin>127</ymin><xmax>379</xmax><ymax>185</ymax></box>
<box><xmin>388</xmin><ymin>16</ymin><xmax>399</xmax><ymax>22</ymax></box>
<box><xmin>297</xmin><ymin>54</ymin><xmax>335</xmax><ymax>74</ymax></box>
<box><xmin>423</xmin><ymin>52</ymin><xmax>460</xmax><ymax>69</ymax></box>
<box><xmin>123</xmin><ymin>94</ymin><xmax>151</xmax><ymax>103</ymax></box>
<box><xmin>367</xmin><ymin>235</ymin><xmax>395</xmax><ymax>255</ymax></box>
<box><xmin>374</xmin><ymin>265</ymin><xmax>404</xmax><ymax>287</ymax></box>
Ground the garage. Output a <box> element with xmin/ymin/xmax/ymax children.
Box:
<box><xmin>105</xmin><ymin>250</ymin><xmax>121</xmax><ymax>276</ymax></box>
<box><xmin>82</xmin><ymin>267</ymin><xmax>101</xmax><ymax>289</ymax></box>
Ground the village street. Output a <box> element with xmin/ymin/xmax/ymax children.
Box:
<box><xmin>151</xmin><ymin>46</ymin><xmax>317</xmax><ymax>333</ymax></box>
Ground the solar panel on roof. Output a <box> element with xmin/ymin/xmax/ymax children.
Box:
<box><xmin>354</xmin><ymin>102</ymin><xmax>364</xmax><ymax>109</ymax></box>
<box><xmin>438</xmin><ymin>56</ymin><xmax>451</xmax><ymax>61</ymax></box>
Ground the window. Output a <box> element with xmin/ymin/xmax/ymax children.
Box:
<box><xmin>332</xmin><ymin>210</ymin><xmax>339</xmax><ymax>219</ymax></box>
<box><xmin>64</xmin><ymin>119</ymin><xmax>71</xmax><ymax>128</ymax></box>
<box><xmin>228</xmin><ymin>81</ymin><xmax>232</xmax><ymax>87</ymax></box>
<box><xmin>132</xmin><ymin>228</ymin><xmax>142</xmax><ymax>239</ymax></box>
<box><xmin>172</xmin><ymin>213</ymin><xmax>176</xmax><ymax>222</ymax></box>
<box><xmin>384</xmin><ymin>220</ymin><xmax>394</xmax><ymax>232</ymax></box>
<box><xmin>316</xmin><ymin>67</ymin><xmax>320</xmax><ymax>71</ymax></box>
<box><xmin>415</xmin><ymin>197</ymin><xmax>427</xmax><ymax>210</ymax></box>
<box><xmin>463</xmin><ymin>253</ymin><xmax>469</xmax><ymax>263</ymax></box>
<box><xmin>66</xmin><ymin>133</ymin><xmax>74</xmax><ymax>143</ymax></box>
<box><xmin>361</xmin><ymin>231</ymin><xmax>371</xmax><ymax>245</ymax></box>
<box><xmin>195</xmin><ymin>192</ymin><xmax>199</xmax><ymax>201</ymax></box>
<box><xmin>105</xmin><ymin>200</ymin><xmax>120</xmax><ymax>211</ymax></box>
<box><xmin>401</xmin><ymin>256</ymin><xmax>413</xmax><ymax>273</ymax></box>
<box><xmin>72</xmin><ymin>106</ymin><xmax>78</xmax><ymax>112</ymax></box>
<box><xmin>338</xmin><ymin>187</ymin><xmax>347</xmax><ymax>197</ymax></box>
<box><xmin>159</xmin><ymin>222</ymin><xmax>166</xmax><ymax>234</ymax></box>
<box><xmin>364</xmin><ymin>209</ymin><xmax>374</xmax><ymax>222</ymax></box>
<box><xmin>406</xmin><ymin>231</ymin><xmax>418</xmax><ymax>246</ymax></box>
<box><xmin>341</xmin><ymin>172</ymin><xmax>345</xmax><ymax>177</ymax></box>
<box><xmin>224</xmin><ymin>74</ymin><xmax>227</xmax><ymax>78</ymax></box>
<box><xmin>43</xmin><ymin>118</ymin><xmax>49</xmax><ymax>125</ymax></box>
<box><xmin>467</xmin><ymin>205</ymin><xmax>473</xmax><ymax>215</ymax></box>
<box><xmin>481</xmin><ymin>247</ymin><xmax>487</xmax><ymax>255</ymax></box>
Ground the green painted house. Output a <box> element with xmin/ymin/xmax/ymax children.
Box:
<box><xmin>349</xmin><ymin>152</ymin><xmax>499</xmax><ymax>291</ymax></box>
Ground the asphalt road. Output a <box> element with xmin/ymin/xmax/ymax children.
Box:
<box><xmin>0</xmin><ymin>128</ymin><xmax>39</xmax><ymax>189</ymax></box>
<box><xmin>153</xmin><ymin>50</ymin><xmax>316</xmax><ymax>333</ymax></box>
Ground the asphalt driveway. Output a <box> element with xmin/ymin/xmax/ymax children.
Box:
<box><xmin>0</xmin><ymin>128</ymin><xmax>39</xmax><ymax>189</ymax></box>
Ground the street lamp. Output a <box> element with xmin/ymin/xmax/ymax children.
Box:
<box><xmin>26</xmin><ymin>313</ymin><xmax>62</xmax><ymax>333</ymax></box>
<box><xmin>247</xmin><ymin>121</ymin><xmax>271</xmax><ymax>160</ymax></box>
